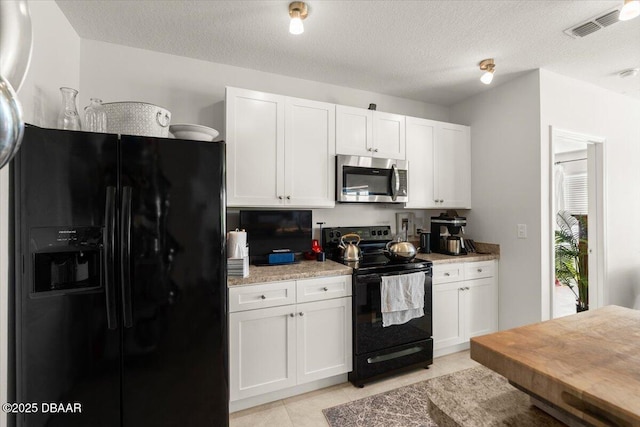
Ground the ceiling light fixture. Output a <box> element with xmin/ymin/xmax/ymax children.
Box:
<box><xmin>289</xmin><ymin>2</ymin><xmax>308</xmax><ymax>35</ymax></box>
<box><xmin>479</xmin><ymin>59</ymin><xmax>496</xmax><ymax>85</ymax></box>
<box><xmin>619</xmin><ymin>0</ymin><xmax>640</xmax><ymax>21</ymax></box>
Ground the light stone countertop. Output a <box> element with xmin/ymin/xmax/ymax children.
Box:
<box><xmin>415</xmin><ymin>252</ymin><xmax>499</xmax><ymax>265</ymax></box>
<box><xmin>227</xmin><ymin>259</ymin><xmax>352</xmax><ymax>287</ymax></box>
<box><xmin>227</xmin><ymin>243</ymin><xmax>499</xmax><ymax>286</ymax></box>
<box><xmin>413</xmin><ymin>242</ymin><xmax>500</xmax><ymax>265</ymax></box>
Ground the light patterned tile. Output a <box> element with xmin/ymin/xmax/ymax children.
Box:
<box><xmin>341</xmin><ymin>375</ymin><xmax>408</xmax><ymax>401</ymax></box>
<box><xmin>229</xmin><ymin>401</ymin><xmax>293</xmax><ymax>427</ymax></box>
<box><xmin>284</xmin><ymin>384</ymin><xmax>352</xmax><ymax>427</ymax></box>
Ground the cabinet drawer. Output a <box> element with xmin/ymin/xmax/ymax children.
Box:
<box><xmin>296</xmin><ymin>275</ymin><xmax>352</xmax><ymax>303</ymax></box>
<box><xmin>464</xmin><ymin>261</ymin><xmax>495</xmax><ymax>280</ymax></box>
<box><xmin>432</xmin><ymin>264</ymin><xmax>464</xmax><ymax>284</ymax></box>
<box><xmin>229</xmin><ymin>281</ymin><xmax>296</xmax><ymax>312</ymax></box>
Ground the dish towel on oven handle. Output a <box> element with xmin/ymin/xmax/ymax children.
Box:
<box><xmin>380</xmin><ymin>271</ymin><xmax>425</xmax><ymax>327</ymax></box>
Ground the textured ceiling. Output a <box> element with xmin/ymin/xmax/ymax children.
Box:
<box><xmin>55</xmin><ymin>0</ymin><xmax>640</xmax><ymax>106</ymax></box>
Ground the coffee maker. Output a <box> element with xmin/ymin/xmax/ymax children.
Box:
<box><xmin>430</xmin><ymin>212</ymin><xmax>467</xmax><ymax>255</ymax></box>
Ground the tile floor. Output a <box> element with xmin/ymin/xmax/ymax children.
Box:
<box><xmin>554</xmin><ymin>283</ymin><xmax>578</xmax><ymax>318</ymax></box>
<box><xmin>229</xmin><ymin>350</ymin><xmax>479</xmax><ymax>427</ymax></box>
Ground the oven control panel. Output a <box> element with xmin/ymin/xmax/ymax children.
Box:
<box><xmin>322</xmin><ymin>225</ymin><xmax>392</xmax><ymax>247</ymax></box>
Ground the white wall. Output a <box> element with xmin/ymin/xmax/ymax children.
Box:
<box><xmin>78</xmin><ymin>40</ymin><xmax>451</xmax><ymax>138</ymax></box>
<box><xmin>0</xmin><ymin>2</ymin><xmax>80</xmax><ymax>425</ymax></box>
<box><xmin>450</xmin><ymin>71</ymin><xmax>543</xmax><ymax>330</ymax></box>
<box><xmin>540</xmin><ymin>69</ymin><xmax>640</xmax><ymax>310</ymax></box>
<box><xmin>18</xmin><ymin>0</ymin><xmax>81</xmax><ymax>127</ymax></box>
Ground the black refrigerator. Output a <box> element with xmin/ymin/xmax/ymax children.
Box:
<box><xmin>9</xmin><ymin>125</ymin><xmax>228</xmax><ymax>426</ymax></box>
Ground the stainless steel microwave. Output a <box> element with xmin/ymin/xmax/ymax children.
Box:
<box><xmin>336</xmin><ymin>155</ymin><xmax>408</xmax><ymax>203</ymax></box>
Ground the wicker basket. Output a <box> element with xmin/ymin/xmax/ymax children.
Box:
<box><xmin>103</xmin><ymin>102</ymin><xmax>171</xmax><ymax>137</ymax></box>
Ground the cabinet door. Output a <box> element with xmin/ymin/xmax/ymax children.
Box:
<box><xmin>226</xmin><ymin>87</ymin><xmax>285</xmax><ymax>207</ymax></box>
<box><xmin>229</xmin><ymin>305</ymin><xmax>296</xmax><ymax>401</ymax></box>
<box><xmin>465</xmin><ymin>277</ymin><xmax>497</xmax><ymax>339</ymax></box>
<box><xmin>296</xmin><ymin>298</ymin><xmax>352</xmax><ymax>384</ymax></box>
<box><xmin>373</xmin><ymin>111</ymin><xmax>406</xmax><ymax>160</ymax></box>
<box><xmin>405</xmin><ymin>117</ymin><xmax>436</xmax><ymax>208</ymax></box>
<box><xmin>284</xmin><ymin>97</ymin><xmax>336</xmax><ymax>207</ymax></box>
<box><xmin>434</xmin><ymin>123</ymin><xmax>471</xmax><ymax>208</ymax></box>
<box><xmin>336</xmin><ymin>105</ymin><xmax>373</xmax><ymax>156</ymax></box>
<box><xmin>433</xmin><ymin>282</ymin><xmax>466</xmax><ymax>350</ymax></box>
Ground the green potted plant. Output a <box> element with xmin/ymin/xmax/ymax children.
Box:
<box><xmin>555</xmin><ymin>210</ymin><xmax>588</xmax><ymax>312</ymax></box>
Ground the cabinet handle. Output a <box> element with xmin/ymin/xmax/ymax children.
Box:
<box><xmin>444</xmin><ymin>272</ymin><xmax>450</xmax><ymax>276</ymax></box>
<box><xmin>440</xmin><ymin>199</ymin><xmax>445</xmax><ymax>203</ymax></box>
<box><xmin>278</xmin><ymin>196</ymin><xmax>283</xmax><ymax>200</ymax></box>
<box><xmin>290</xmin><ymin>313</ymin><xmax>295</xmax><ymax>317</ymax></box>
<box><xmin>260</xmin><ymin>295</ymin><xmax>266</xmax><ymax>300</ymax></box>
<box><xmin>299</xmin><ymin>312</ymin><xmax>304</xmax><ymax>317</ymax></box>
<box><xmin>323</xmin><ymin>287</ymin><xmax>329</xmax><ymax>291</ymax></box>
<box><xmin>458</xmin><ymin>287</ymin><xmax>464</xmax><ymax>291</ymax></box>
<box><xmin>286</xmin><ymin>195</ymin><xmax>291</xmax><ymax>200</ymax></box>
<box><xmin>465</xmin><ymin>286</ymin><xmax>470</xmax><ymax>290</ymax></box>
<box><xmin>374</xmin><ymin>148</ymin><xmax>379</xmax><ymax>152</ymax></box>
<box><xmin>477</xmin><ymin>268</ymin><xmax>483</xmax><ymax>272</ymax></box>
<box><xmin>367</xmin><ymin>148</ymin><xmax>372</xmax><ymax>152</ymax></box>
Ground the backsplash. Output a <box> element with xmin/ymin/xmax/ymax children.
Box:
<box><xmin>227</xmin><ymin>205</ymin><xmax>470</xmax><ymax>241</ymax></box>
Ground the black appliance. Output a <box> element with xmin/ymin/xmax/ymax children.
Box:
<box><xmin>239</xmin><ymin>209</ymin><xmax>312</xmax><ymax>260</ymax></box>
<box><xmin>322</xmin><ymin>226</ymin><xmax>433</xmax><ymax>387</ymax></box>
<box><xmin>430</xmin><ymin>213</ymin><xmax>468</xmax><ymax>255</ymax></box>
<box><xmin>9</xmin><ymin>125</ymin><xmax>228</xmax><ymax>426</ymax></box>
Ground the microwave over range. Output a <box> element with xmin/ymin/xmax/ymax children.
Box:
<box><xmin>336</xmin><ymin>154</ymin><xmax>408</xmax><ymax>203</ymax></box>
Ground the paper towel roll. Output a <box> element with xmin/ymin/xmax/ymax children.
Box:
<box><xmin>227</xmin><ymin>230</ymin><xmax>247</xmax><ymax>259</ymax></box>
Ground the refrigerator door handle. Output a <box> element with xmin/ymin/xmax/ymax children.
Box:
<box><xmin>104</xmin><ymin>186</ymin><xmax>117</xmax><ymax>330</ymax></box>
<box><xmin>120</xmin><ymin>186</ymin><xmax>134</xmax><ymax>328</ymax></box>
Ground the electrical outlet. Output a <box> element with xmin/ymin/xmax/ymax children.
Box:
<box><xmin>517</xmin><ymin>224</ymin><xmax>527</xmax><ymax>239</ymax></box>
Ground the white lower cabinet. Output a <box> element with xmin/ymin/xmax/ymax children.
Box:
<box><xmin>229</xmin><ymin>305</ymin><xmax>296</xmax><ymax>400</ymax></box>
<box><xmin>432</xmin><ymin>282</ymin><xmax>465</xmax><ymax>349</ymax></box>
<box><xmin>296</xmin><ymin>298</ymin><xmax>352</xmax><ymax>384</ymax></box>
<box><xmin>432</xmin><ymin>261</ymin><xmax>498</xmax><ymax>356</ymax></box>
<box><xmin>229</xmin><ymin>276</ymin><xmax>352</xmax><ymax>402</ymax></box>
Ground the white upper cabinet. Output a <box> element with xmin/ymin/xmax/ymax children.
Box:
<box><xmin>435</xmin><ymin>123</ymin><xmax>471</xmax><ymax>209</ymax></box>
<box><xmin>284</xmin><ymin>97</ymin><xmax>336</xmax><ymax>207</ymax></box>
<box><xmin>335</xmin><ymin>105</ymin><xmax>373</xmax><ymax>157</ymax></box>
<box><xmin>405</xmin><ymin>117</ymin><xmax>436</xmax><ymax>208</ymax></box>
<box><xmin>336</xmin><ymin>106</ymin><xmax>405</xmax><ymax>160</ymax></box>
<box><xmin>226</xmin><ymin>87</ymin><xmax>285</xmax><ymax>207</ymax></box>
<box><xmin>405</xmin><ymin>117</ymin><xmax>471</xmax><ymax>209</ymax></box>
<box><xmin>373</xmin><ymin>111</ymin><xmax>406</xmax><ymax>159</ymax></box>
<box><xmin>226</xmin><ymin>87</ymin><xmax>335</xmax><ymax>208</ymax></box>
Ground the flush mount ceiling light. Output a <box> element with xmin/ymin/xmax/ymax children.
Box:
<box><xmin>289</xmin><ymin>2</ymin><xmax>308</xmax><ymax>35</ymax></box>
<box><xmin>479</xmin><ymin>59</ymin><xmax>496</xmax><ymax>85</ymax></box>
<box><xmin>619</xmin><ymin>0</ymin><xmax>640</xmax><ymax>20</ymax></box>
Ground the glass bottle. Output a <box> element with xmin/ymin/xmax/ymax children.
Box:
<box><xmin>84</xmin><ymin>98</ymin><xmax>108</xmax><ymax>132</ymax></box>
<box><xmin>57</xmin><ymin>87</ymin><xmax>81</xmax><ymax>130</ymax></box>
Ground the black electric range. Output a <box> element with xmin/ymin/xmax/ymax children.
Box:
<box><xmin>321</xmin><ymin>225</ymin><xmax>431</xmax><ymax>271</ymax></box>
<box><xmin>321</xmin><ymin>226</ymin><xmax>433</xmax><ymax>387</ymax></box>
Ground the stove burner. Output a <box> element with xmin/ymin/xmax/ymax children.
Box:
<box><xmin>322</xmin><ymin>226</ymin><xmax>431</xmax><ymax>274</ymax></box>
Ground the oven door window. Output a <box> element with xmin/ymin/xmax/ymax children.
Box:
<box><xmin>343</xmin><ymin>166</ymin><xmax>391</xmax><ymax>196</ymax></box>
<box><xmin>354</xmin><ymin>271</ymin><xmax>432</xmax><ymax>355</ymax></box>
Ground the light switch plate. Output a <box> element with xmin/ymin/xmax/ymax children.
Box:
<box><xmin>517</xmin><ymin>224</ymin><xmax>527</xmax><ymax>239</ymax></box>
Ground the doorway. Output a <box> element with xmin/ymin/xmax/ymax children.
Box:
<box><xmin>550</xmin><ymin>128</ymin><xmax>605</xmax><ymax>319</ymax></box>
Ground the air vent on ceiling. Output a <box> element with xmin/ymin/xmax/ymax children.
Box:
<box><xmin>595</xmin><ymin>10</ymin><xmax>620</xmax><ymax>27</ymax></box>
<box><xmin>564</xmin><ymin>7</ymin><xmax>622</xmax><ymax>39</ymax></box>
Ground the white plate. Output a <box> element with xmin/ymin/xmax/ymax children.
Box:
<box><xmin>169</xmin><ymin>123</ymin><xmax>219</xmax><ymax>141</ymax></box>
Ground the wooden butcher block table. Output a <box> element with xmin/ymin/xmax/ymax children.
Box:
<box><xmin>471</xmin><ymin>305</ymin><xmax>640</xmax><ymax>427</ymax></box>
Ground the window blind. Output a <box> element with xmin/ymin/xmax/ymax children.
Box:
<box><xmin>564</xmin><ymin>173</ymin><xmax>588</xmax><ymax>215</ymax></box>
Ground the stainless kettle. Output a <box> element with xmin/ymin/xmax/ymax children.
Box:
<box><xmin>338</xmin><ymin>233</ymin><xmax>362</xmax><ymax>261</ymax></box>
<box><xmin>385</xmin><ymin>238</ymin><xmax>417</xmax><ymax>262</ymax></box>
